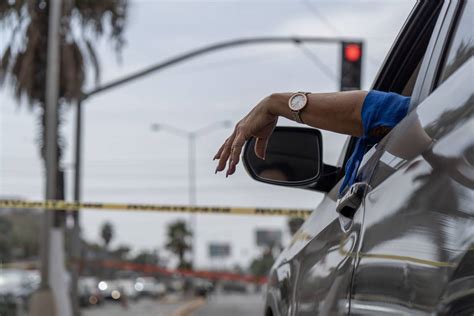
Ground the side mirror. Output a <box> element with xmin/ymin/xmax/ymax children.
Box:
<box><xmin>243</xmin><ymin>126</ymin><xmax>323</xmax><ymax>187</ymax></box>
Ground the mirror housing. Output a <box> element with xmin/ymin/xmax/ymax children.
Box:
<box><xmin>243</xmin><ymin>126</ymin><xmax>323</xmax><ymax>188</ymax></box>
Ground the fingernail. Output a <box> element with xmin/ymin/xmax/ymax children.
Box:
<box><xmin>215</xmin><ymin>167</ymin><xmax>218</xmax><ymax>174</ymax></box>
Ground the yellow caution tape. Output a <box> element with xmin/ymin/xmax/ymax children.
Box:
<box><xmin>0</xmin><ymin>199</ymin><xmax>312</xmax><ymax>217</ymax></box>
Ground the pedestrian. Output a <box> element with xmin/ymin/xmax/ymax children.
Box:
<box><xmin>213</xmin><ymin>90</ymin><xmax>410</xmax><ymax>195</ymax></box>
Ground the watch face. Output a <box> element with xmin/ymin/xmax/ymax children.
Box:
<box><xmin>289</xmin><ymin>93</ymin><xmax>307</xmax><ymax>111</ymax></box>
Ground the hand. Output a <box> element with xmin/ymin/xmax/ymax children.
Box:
<box><xmin>214</xmin><ymin>95</ymin><xmax>279</xmax><ymax>177</ymax></box>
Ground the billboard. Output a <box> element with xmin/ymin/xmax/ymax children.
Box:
<box><xmin>208</xmin><ymin>243</ymin><xmax>231</xmax><ymax>258</ymax></box>
<box><xmin>255</xmin><ymin>229</ymin><xmax>282</xmax><ymax>248</ymax></box>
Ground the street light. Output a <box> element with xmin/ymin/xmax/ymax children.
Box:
<box><xmin>150</xmin><ymin>120</ymin><xmax>232</xmax><ymax>268</ymax></box>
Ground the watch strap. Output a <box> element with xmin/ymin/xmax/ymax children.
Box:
<box><xmin>292</xmin><ymin>111</ymin><xmax>304</xmax><ymax>123</ymax></box>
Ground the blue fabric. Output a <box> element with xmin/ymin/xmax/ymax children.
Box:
<box><xmin>339</xmin><ymin>90</ymin><xmax>410</xmax><ymax>196</ymax></box>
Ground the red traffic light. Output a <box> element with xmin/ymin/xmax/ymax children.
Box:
<box><xmin>344</xmin><ymin>44</ymin><xmax>361</xmax><ymax>62</ymax></box>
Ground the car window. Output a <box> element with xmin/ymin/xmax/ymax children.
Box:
<box><xmin>437</xmin><ymin>1</ymin><xmax>473</xmax><ymax>86</ymax></box>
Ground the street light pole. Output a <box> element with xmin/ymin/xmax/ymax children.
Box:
<box><xmin>188</xmin><ymin>134</ymin><xmax>197</xmax><ymax>270</ymax></box>
<box><xmin>151</xmin><ymin>121</ymin><xmax>231</xmax><ymax>268</ymax></box>
<box><xmin>188</xmin><ymin>134</ymin><xmax>196</xmax><ymax>206</ymax></box>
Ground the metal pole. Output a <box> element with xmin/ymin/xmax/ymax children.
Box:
<box><xmin>71</xmin><ymin>99</ymin><xmax>83</xmax><ymax>316</ymax></box>
<box><xmin>83</xmin><ymin>36</ymin><xmax>357</xmax><ymax>99</ymax></box>
<box><xmin>43</xmin><ymin>0</ymin><xmax>62</xmax><ymax>290</ymax></box>
<box><xmin>30</xmin><ymin>0</ymin><xmax>61</xmax><ymax>314</ymax></box>
<box><xmin>188</xmin><ymin>134</ymin><xmax>196</xmax><ymax>205</ymax></box>
<box><xmin>188</xmin><ymin>134</ymin><xmax>197</xmax><ymax>268</ymax></box>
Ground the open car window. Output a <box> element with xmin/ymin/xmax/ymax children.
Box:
<box><xmin>338</xmin><ymin>2</ymin><xmax>444</xmax><ymax>180</ymax></box>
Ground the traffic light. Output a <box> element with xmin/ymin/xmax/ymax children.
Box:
<box><xmin>340</xmin><ymin>41</ymin><xmax>363</xmax><ymax>91</ymax></box>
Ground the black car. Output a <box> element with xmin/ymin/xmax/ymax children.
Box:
<box><xmin>242</xmin><ymin>0</ymin><xmax>473</xmax><ymax>315</ymax></box>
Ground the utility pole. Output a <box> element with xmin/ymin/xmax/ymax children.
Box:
<box><xmin>30</xmin><ymin>0</ymin><xmax>62</xmax><ymax>315</ymax></box>
<box><xmin>70</xmin><ymin>99</ymin><xmax>83</xmax><ymax>316</ymax></box>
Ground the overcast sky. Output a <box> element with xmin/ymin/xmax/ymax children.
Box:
<box><xmin>0</xmin><ymin>0</ymin><xmax>414</xmax><ymax>268</ymax></box>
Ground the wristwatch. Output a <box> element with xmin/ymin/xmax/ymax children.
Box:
<box><xmin>288</xmin><ymin>92</ymin><xmax>311</xmax><ymax>123</ymax></box>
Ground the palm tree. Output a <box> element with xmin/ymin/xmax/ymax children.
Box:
<box><xmin>100</xmin><ymin>221</ymin><xmax>114</xmax><ymax>249</ymax></box>
<box><xmin>0</xmin><ymin>0</ymin><xmax>128</xmax><ymax>195</ymax></box>
<box><xmin>165</xmin><ymin>220</ymin><xmax>193</xmax><ymax>269</ymax></box>
<box><xmin>287</xmin><ymin>217</ymin><xmax>305</xmax><ymax>236</ymax></box>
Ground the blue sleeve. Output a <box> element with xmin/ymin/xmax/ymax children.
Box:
<box><xmin>361</xmin><ymin>90</ymin><xmax>410</xmax><ymax>143</ymax></box>
<box><xmin>339</xmin><ymin>90</ymin><xmax>410</xmax><ymax>196</ymax></box>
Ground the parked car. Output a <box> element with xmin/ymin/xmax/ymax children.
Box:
<box><xmin>193</xmin><ymin>278</ymin><xmax>215</xmax><ymax>297</ymax></box>
<box><xmin>221</xmin><ymin>280</ymin><xmax>248</xmax><ymax>294</ymax></box>
<box><xmin>242</xmin><ymin>1</ymin><xmax>473</xmax><ymax>315</ymax></box>
<box><xmin>97</xmin><ymin>279</ymin><xmax>122</xmax><ymax>301</ymax></box>
<box><xmin>134</xmin><ymin>277</ymin><xmax>166</xmax><ymax>298</ymax></box>
<box><xmin>0</xmin><ymin>269</ymin><xmax>40</xmax><ymax>315</ymax></box>
<box><xmin>165</xmin><ymin>277</ymin><xmax>185</xmax><ymax>293</ymax></box>
<box><xmin>116</xmin><ymin>278</ymin><xmax>139</xmax><ymax>301</ymax></box>
<box><xmin>78</xmin><ymin>277</ymin><xmax>103</xmax><ymax>307</ymax></box>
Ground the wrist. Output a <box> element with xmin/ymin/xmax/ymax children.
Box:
<box><xmin>266</xmin><ymin>93</ymin><xmax>291</xmax><ymax>117</ymax></box>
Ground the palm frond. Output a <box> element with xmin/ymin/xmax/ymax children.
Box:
<box><xmin>1</xmin><ymin>0</ymin><xmax>128</xmax><ymax>105</ymax></box>
<box><xmin>84</xmin><ymin>39</ymin><xmax>100</xmax><ymax>85</ymax></box>
<box><xmin>1</xmin><ymin>0</ymin><xmax>129</xmax><ymax>162</ymax></box>
<box><xmin>0</xmin><ymin>46</ymin><xmax>12</xmax><ymax>85</ymax></box>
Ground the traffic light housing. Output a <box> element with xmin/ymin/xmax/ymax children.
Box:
<box><xmin>340</xmin><ymin>41</ymin><xmax>363</xmax><ymax>91</ymax></box>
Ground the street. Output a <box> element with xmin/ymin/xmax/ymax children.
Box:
<box><xmin>193</xmin><ymin>293</ymin><xmax>265</xmax><ymax>316</ymax></box>
<box><xmin>82</xmin><ymin>297</ymin><xmax>185</xmax><ymax>316</ymax></box>
<box><xmin>81</xmin><ymin>293</ymin><xmax>265</xmax><ymax>316</ymax></box>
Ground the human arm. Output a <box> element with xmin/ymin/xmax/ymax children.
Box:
<box><xmin>268</xmin><ymin>91</ymin><xmax>367</xmax><ymax>136</ymax></box>
<box><xmin>214</xmin><ymin>90</ymin><xmax>368</xmax><ymax>177</ymax></box>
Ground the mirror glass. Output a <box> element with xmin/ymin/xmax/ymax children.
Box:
<box><xmin>244</xmin><ymin>127</ymin><xmax>322</xmax><ymax>184</ymax></box>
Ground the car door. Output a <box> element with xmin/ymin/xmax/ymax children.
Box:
<box><xmin>350</xmin><ymin>0</ymin><xmax>473</xmax><ymax>314</ymax></box>
<box><xmin>263</xmin><ymin>180</ymin><xmax>363</xmax><ymax>316</ymax></box>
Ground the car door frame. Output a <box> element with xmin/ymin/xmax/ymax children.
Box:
<box><xmin>337</xmin><ymin>0</ymin><xmax>449</xmax><ymax>186</ymax></box>
<box><xmin>349</xmin><ymin>0</ymin><xmax>470</xmax><ymax>313</ymax></box>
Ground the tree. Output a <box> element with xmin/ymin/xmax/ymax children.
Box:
<box><xmin>287</xmin><ymin>217</ymin><xmax>305</xmax><ymax>236</ymax></box>
<box><xmin>100</xmin><ymin>221</ymin><xmax>114</xmax><ymax>249</ymax></box>
<box><xmin>131</xmin><ymin>250</ymin><xmax>159</xmax><ymax>265</ymax></box>
<box><xmin>0</xmin><ymin>211</ymin><xmax>42</xmax><ymax>262</ymax></box>
<box><xmin>0</xmin><ymin>0</ymin><xmax>128</xmax><ymax>196</ymax></box>
<box><xmin>165</xmin><ymin>220</ymin><xmax>192</xmax><ymax>270</ymax></box>
<box><xmin>249</xmin><ymin>248</ymin><xmax>274</xmax><ymax>277</ymax></box>
<box><xmin>0</xmin><ymin>217</ymin><xmax>13</xmax><ymax>262</ymax></box>
<box><xmin>8</xmin><ymin>210</ymin><xmax>41</xmax><ymax>260</ymax></box>
<box><xmin>110</xmin><ymin>244</ymin><xmax>131</xmax><ymax>260</ymax></box>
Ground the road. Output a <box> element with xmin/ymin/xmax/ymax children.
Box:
<box><xmin>193</xmin><ymin>293</ymin><xmax>265</xmax><ymax>316</ymax></box>
<box><xmin>81</xmin><ymin>293</ymin><xmax>265</xmax><ymax>316</ymax></box>
<box><xmin>82</xmin><ymin>297</ymin><xmax>185</xmax><ymax>316</ymax></box>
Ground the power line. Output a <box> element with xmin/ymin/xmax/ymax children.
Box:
<box><xmin>300</xmin><ymin>0</ymin><xmax>381</xmax><ymax>69</ymax></box>
<box><xmin>295</xmin><ymin>44</ymin><xmax>338</xmax><ymax>81</ymax></box>
<box><xmin>301</xmin><ymin>0</ymin><xmax>342</xmax><ymax>35</ymax></box>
